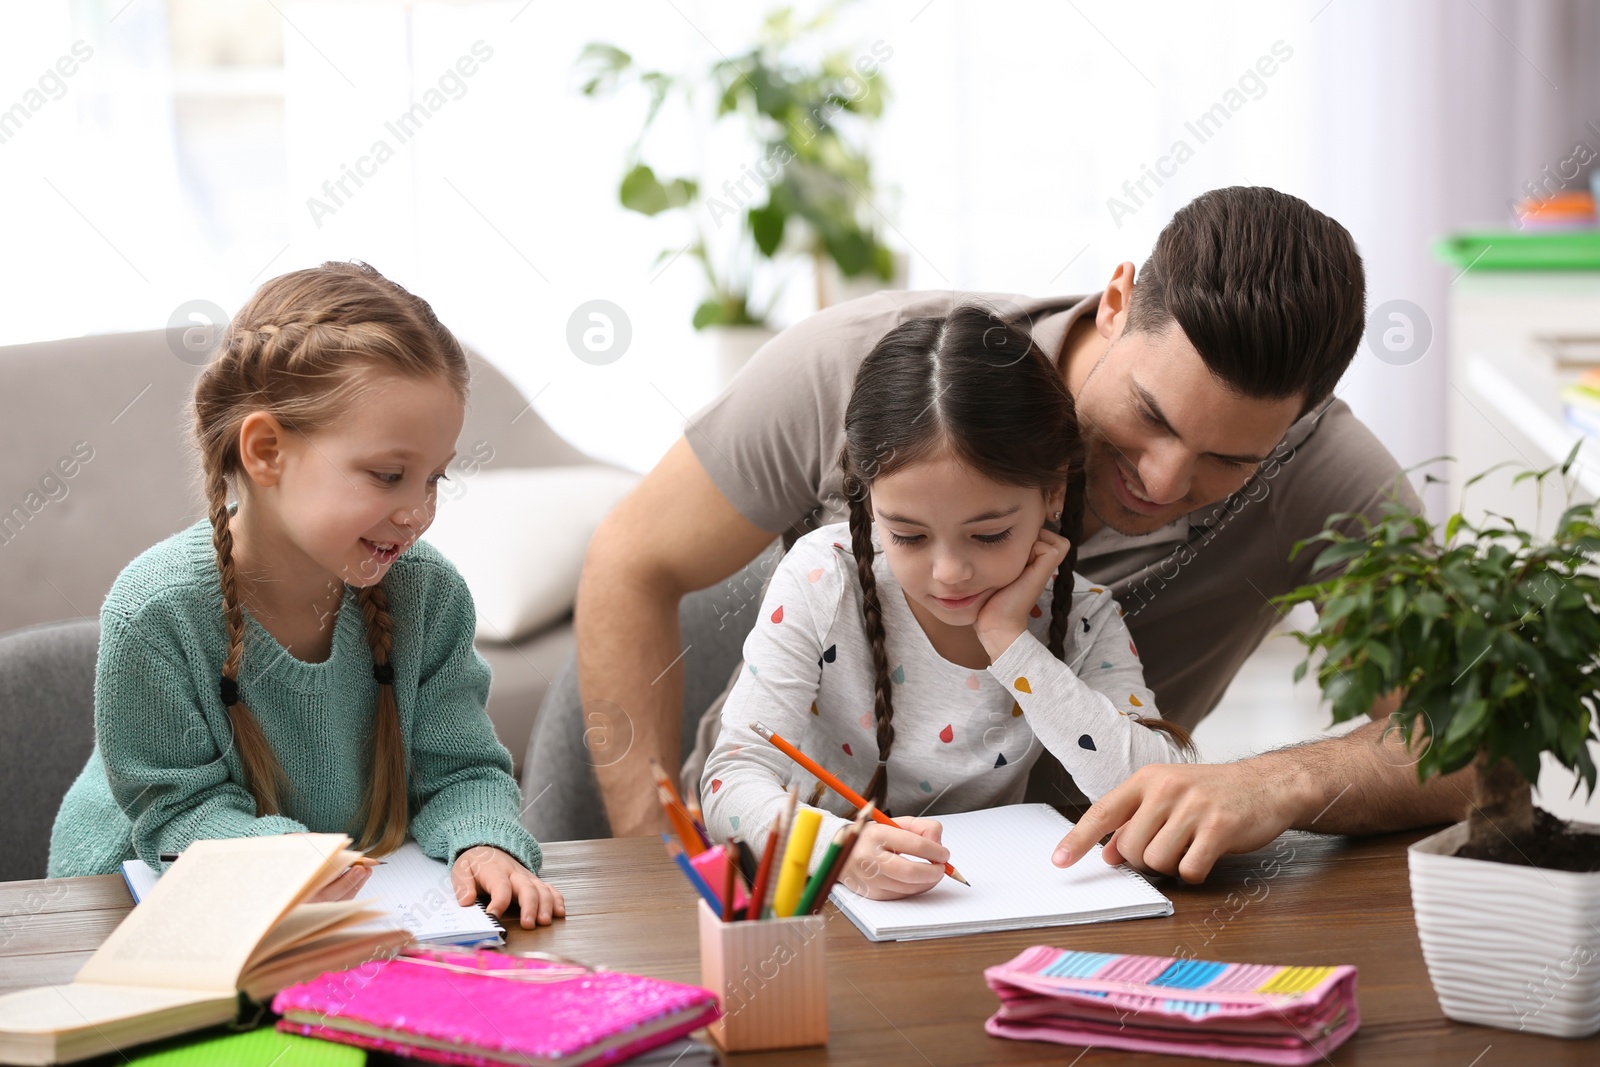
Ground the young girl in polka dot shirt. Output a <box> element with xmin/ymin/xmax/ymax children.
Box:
<box><xmin>700</xmin><ymin>304</ymin><xmax>1193</xmax><ymax>900</ymax></box>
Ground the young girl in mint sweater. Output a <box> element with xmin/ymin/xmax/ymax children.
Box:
<box><xmin>48</xmin><ymin>262</ymin><xmax>563</xmax><ymax>928</ymax></box>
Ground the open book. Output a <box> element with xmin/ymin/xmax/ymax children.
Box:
<box><xmin>123</xmin><ymin>840</ymin><xmax>501</xmax><ymax>948</ymax></box>
<box><xmin>829</xmin><ymin>804</ymin><xmax>1173</xmax><ymax>941</ymax></box>
<box><xmin>0</xmin><ymin>834</ymin><xmax>410</xmax><ymax>1066</ymax></box>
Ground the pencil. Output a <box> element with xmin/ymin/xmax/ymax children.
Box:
<box><xmin>159</xmin><ymin>852</ymin><xmax>387</xmax><ymax>867</ymax></box>
<box><xmin>745</xmin><ymin>786</ymin><xmax>794</xmax><ymax>921</ymax></box>
<box><xmin>650</xmin><ymin>759</ymin><xmax>712</xmax><ymax>852</ymax></box>
<box><xmin>654</xmin><ymin>781</ymin><xmax>708</xmax><ymax>857</ymax></box>
<box><xmin>686</xmin><ymin>783</ymin><xmax>707</xmax><ymax>834</ymax></box>
<box><xmin>722</xmin><ymin>836</ymin><xmax>739</xmax><ymax>922</ymax></box>
<box><xmin>749</xmin><ymin>720</ymin><xmax>971</xmax><ymax>887</ymax></box>
<box><xmin>806</xmin><ymin>803</ymin><xmax>874</xmax><ymax>912</ymax></box>
<box><xmin>663</xmin><ymin>834</ymin><xmax>722</xmax><ymax>912</ymax></box>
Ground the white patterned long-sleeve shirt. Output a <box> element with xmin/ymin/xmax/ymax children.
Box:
<box><xmin>700</xmin><ymin>522</ymin><xmax>1189</xmax><ymax>871</ymax></box>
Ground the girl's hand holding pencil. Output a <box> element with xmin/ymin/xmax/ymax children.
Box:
<box><xmin>835</xmin><ymin>817</ymin><xmax>950</xmax><ymax>900</ymax></box>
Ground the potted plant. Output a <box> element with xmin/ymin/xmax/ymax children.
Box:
<box><xmin>1276</xmin><ymin>447</ymin><xmax>1600</xmax><ymax>1038</ymax></box>
<box><xmin>576</xmin><ymin>5</ymin><xmax>898</xmax><ymax>380</ymax></box>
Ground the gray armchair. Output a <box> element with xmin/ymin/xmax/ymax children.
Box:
<box><xmin>0</xmin><ymin>619</ymin><xmax>98</xmax><ymax>881</ymax></box>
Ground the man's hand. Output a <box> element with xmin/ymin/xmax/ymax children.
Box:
<box><xmin>452</xmin><ymin>845</ymin><xmax>566</xmax><ymax>928</ymax></box>
<box><xmin>1052</xmin><ymin>761</ymin><xmax>1317</xmax><ymax>884</ymax></box>
<box><xmin>1051</xmin><ymin>708</ymin><xmax>1477</xmax><ymax>883</ymax></box>
<box><xmin>836</xmin><ymin>816</ymin><xmax>949</xmax><ymax>900</ymax></box>
<box><xmin>975</xmin><ymin>528</ymin><xmax>1071</xmax><ymax>661</ymax></box>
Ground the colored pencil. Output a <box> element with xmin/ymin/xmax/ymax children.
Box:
<box><xmin>749</xmin><ymin>721</ymin><xmax>971</xmax><ymax>886</ymax></box>
<box><xmin>745</xmin><ymin>786</ymin><xmax>794</xmax><ymax>921</ymax></box>
<box><xmin>663</xmin><ymin>834</ymin><xmax>722</xmax><ymax>911</ymax></box>
<box><xmin>653</xmin><ymin>781</ymin><xmax>707</xmax><ymax>857</ymax></box>
<box><xmin>650</xmin><ymin>759</ymin><xmax>711</xmax><ymax>853</ymax></box>
<box><xmin>735</xmin><ymin>837</ymin><xmax>759</xmax><ymax>885</ymax></box>
<box><xmin>805</xmin><ymin>804</ymin><xmax>874</xmax><ymax>912</ymax></box>
<box><xmin>722</xmin><ymin>836</ymin><xmax>739</xmax><ymax>921</ymax></box>
<box><xmin>685</xmin><ymin>783</ymin><xmax>707</xmax><ymax>834</ymax></box>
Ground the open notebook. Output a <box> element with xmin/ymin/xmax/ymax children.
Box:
<box><xmin>829</xmin><ymin>804</ymin><xmax>1172</xmax><ymax>941</ymax></box>
<box><xmin>124</xmin><ymin>840</ymin><xmax>501</xmax><ymax>948</ymax></box>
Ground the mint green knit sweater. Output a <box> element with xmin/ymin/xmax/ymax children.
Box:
<box><xmin>48</xmin><ymin>517</ymin><xmax>541</xmax><ymax>878</ymax></box>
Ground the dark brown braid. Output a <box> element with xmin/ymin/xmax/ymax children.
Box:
<box><xmin>1045</xmin><ymin>465</ymin><xmax>1087</xmax><ymax>660</ymax></box>
<box><xmin>845</xmin><ymin>470</ymin><xmax>896</xmax><ymax>814</ymax></box>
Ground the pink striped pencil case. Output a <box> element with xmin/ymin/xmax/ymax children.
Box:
<box><xmin>984</xmin><ymin>947</ymin><xmax>1359</xmax><ymax>1065</ymax></box>
<box><xmin>273</xmin><ymin>949</ymin><xmax>719</xmax><ymax>1067</ymax></box>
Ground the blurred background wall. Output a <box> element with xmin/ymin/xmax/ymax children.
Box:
<box><xmin>4</xmin><ymin>0</ymin><xmax>1599</xmax><ymax>509</ymax></box>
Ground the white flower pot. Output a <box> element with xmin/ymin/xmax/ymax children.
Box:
<box><xmin>1408</xmin><ymin>819</ymin><xmax>1600</xmax><ymax>1038</ymax></box>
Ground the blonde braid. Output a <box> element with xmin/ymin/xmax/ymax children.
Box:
<box><xmin>203</xmin><ymin>461</ymin><xmax>287</xmax><ymax>815</ymax></box>
<box><xmin>355</xmin><ymin>582</ymin><xmax>409</xmax><ymax>855</ymax></box>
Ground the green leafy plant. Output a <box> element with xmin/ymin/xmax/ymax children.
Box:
<box><xmin>577</xmin><ymin>4</ymin><xmax>895</xmax><ymax>329</ymax></box>
<box><xmin>1275</xmin><ymin>445</ymin><xmax>1600</xmax><ymax>856</ymax></box>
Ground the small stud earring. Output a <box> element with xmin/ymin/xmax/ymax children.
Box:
<box><xmin>1053</xmin><ymin>511</ymin><xmax>1062</xmax><ymax>521</ymax></box>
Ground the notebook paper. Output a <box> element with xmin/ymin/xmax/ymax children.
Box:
<box><xmin>828</xmin><ymin>804</ymin><xmax>1171</xmax><ymax>941</ymax></box>
<box><xmin>123</xmin><ymin>841</ymin><xmax>501</xmax><ymax>948</ymax></box>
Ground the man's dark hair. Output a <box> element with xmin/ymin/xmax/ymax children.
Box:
<box><xmin>1126</xmin><ymin>186</ymin><xmax>1366</xmax><ymax>417</ymax></box>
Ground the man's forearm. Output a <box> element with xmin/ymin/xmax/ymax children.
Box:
<box><xmin>574</xmin><ymin>569</ymin><xmax>687</xmax><ymax>838</ymax></box>
<box><xmin>1257</xmin><ymin>717</ymin><xmax>1475</xmax><ymax>836</ymax></box>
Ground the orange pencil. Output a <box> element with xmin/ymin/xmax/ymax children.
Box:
<box><xmin>749</xmin><ymin>721</ymin><xmax>971</xmax><ymax>886</ymax></box>
<box><xmin>654</xmin><ymin>781</ymin><xmax>707</xmax><ymax>857</ymax></box>
<box><xmin>650</xmin><ymin>758</ymin><xmax>711</xmax><ymax>851</ymax></box>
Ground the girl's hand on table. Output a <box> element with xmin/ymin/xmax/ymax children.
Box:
<box><xmin>452</xmin><ymin>845</ymin><xmax>566</xmax><ymax>928</ymax></box>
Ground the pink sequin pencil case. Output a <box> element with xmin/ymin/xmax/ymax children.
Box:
<box><xmin>984</xmin><ymin>946</ymin><xmax>1359</xmax><ymax>1065</ymax></box>
<box><xmin>273</xmin><ymin>949</ymin><xmax>720</xmax><ymax>1067</ymax></box>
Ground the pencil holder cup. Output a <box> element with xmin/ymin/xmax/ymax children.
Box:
<box><xmin>697</xmin><ymin>898</ymin><xmax>828</xmax><ymax>1051</ymax></box>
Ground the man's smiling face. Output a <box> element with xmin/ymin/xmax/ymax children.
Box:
<box><xmin>1073</xmin><ymin>320</ymin><xmax>1305</xmax><ymax>537</ymax></box>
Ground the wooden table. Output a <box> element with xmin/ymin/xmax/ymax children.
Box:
<box><xmin>3</xmin><ymin>830</ymin><xmax>1596</xmax><ymax>1065</ymax></box>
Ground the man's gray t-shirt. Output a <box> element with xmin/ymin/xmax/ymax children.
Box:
<box><xmin>684</xmin><ymin>289</ymin><xmax>1419</xmax><ymax>732</ymax></box>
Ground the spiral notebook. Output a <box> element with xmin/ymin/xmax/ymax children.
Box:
<box><xmin>828</xmin><ymin>803</ymin><xmax>1172</xmax><ymax>941</ymax></box>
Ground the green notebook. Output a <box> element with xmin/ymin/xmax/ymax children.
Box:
<box><xmin>127</xmin><ymin>1027</ymin><xmax>362</xmax><ymax>1066</ymax></box>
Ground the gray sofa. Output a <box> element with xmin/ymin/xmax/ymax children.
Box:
<box><xmin>0</xmin><ymin>328</ymin><xmax>602</xmax><ymax>779</ymax></box>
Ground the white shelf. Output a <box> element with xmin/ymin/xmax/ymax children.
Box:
<box><xmin>1463</xmin><ymin>355</ymin><xmax>1600</xmax><ymax>497</ymax></box>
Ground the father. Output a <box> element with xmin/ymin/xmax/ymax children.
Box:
<box><xmin>523</xmin><ymin>186</ymin><xmax>1470</xmax><ymax>881</ymax></box>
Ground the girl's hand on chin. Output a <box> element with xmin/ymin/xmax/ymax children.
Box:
<box><xmin>974</xmin><ymin>528</ymin><xmax>1071</xmax><ymax>660</ymax></box>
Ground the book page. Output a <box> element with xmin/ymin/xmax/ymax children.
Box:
<box><xmin>831</xmin><ymin>804</ymin><xmax>1170</xmax><ymax>938</ymax></box>
<box><xmin>0</xmin><ymin>982</ymin><xmax>229</xmax><ymax>1035</ymax></box>
<box><xmin>77</xmin><ymin>833</ymin><xmax>352</xmax><ymax>993</ymax></box>
<box><xmin>250</xmin><ymin>899</ymin><xmax>384</xmax><ymax>963</ymax></box>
